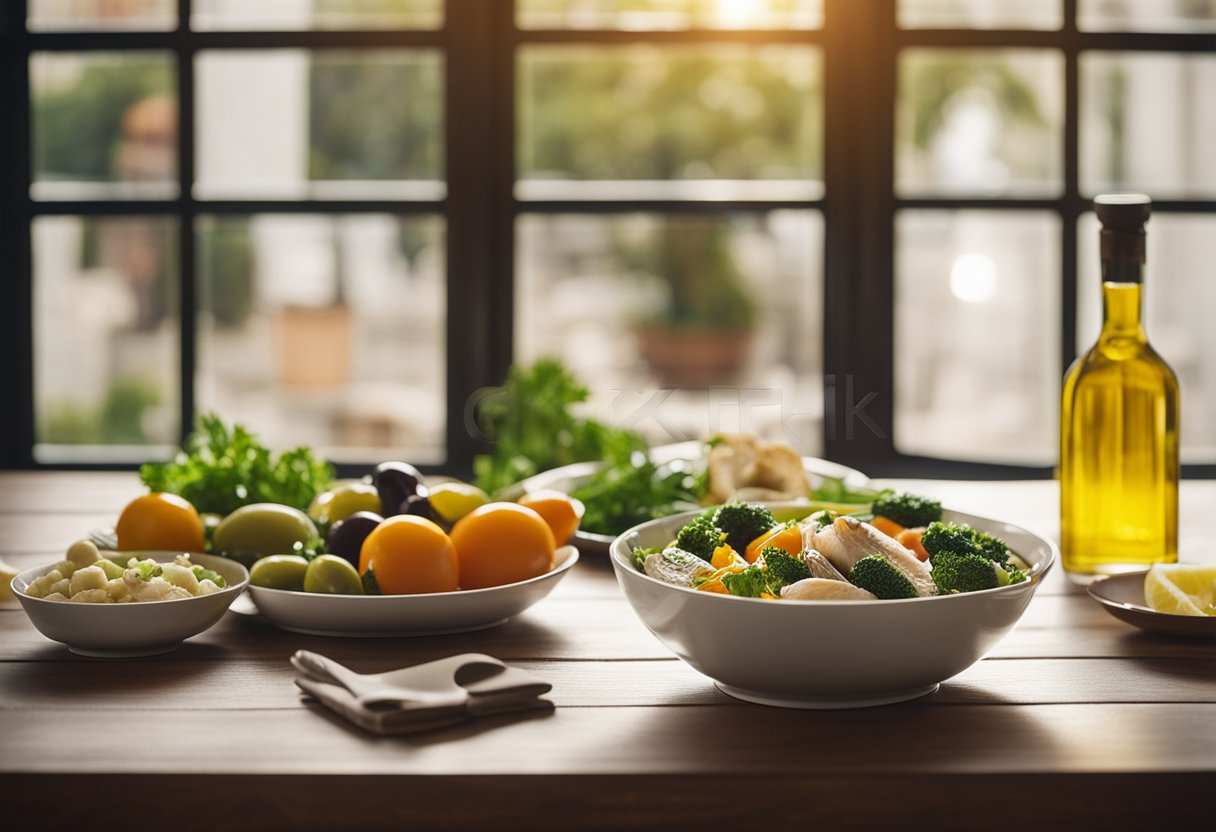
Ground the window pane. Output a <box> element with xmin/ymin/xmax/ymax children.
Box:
<box><xmin>516</xmin><ymin>212</ymin><xmax>825</xmax><ymax>454</ymax></box>
<box><xmin>31</xmin><ymin>52</ymin><xmax>177</xmax><ymax>201</ymax></box>
<box><xmin>896</xmin><ymin>49</ymin><xmax>1063</xmax><ymax>197</ymax></box>
<box><xmin>895</xmin><ymin>211</ymin><xmax>1060</xmax><ymax>465</ymax></box>
<box><xmin>517</xmin><ymin>0</ymin><xmax>822</xmax><ymax>29</ymax></box>
<box><xmin>196</xmin><ymin>214</ymin><xmax>445</xmax><ymax>462</ymax></box>
<box><xmin>519</xmin><ymin>45</ymin><xmax>822</xmax><ymax>201</ymax></box>
<box><xmin>898</xmin><ymin>0</ymin><xmax>1061</xmax><ymax>29</ymax></box>
<box><xmin>33</xmin><ymin>216</ymin><xmax>179</xmax><ymax>461</ymax></box>
<box><xmin>196</xmin><ymin>50</ymin><xmax>443</xmax><ymax>200</ymax></box>
<box><xmin>1080</xmin><ymin>52</ymin><xmax>1216</xmax><ymax>199</ymax></box>
<box><xmin>193</xmin><ymin>0</ymin><xmax>441</xmax><ymax>30</ymax></box>
<box><xmin>28</xmin><ymin>0</ymin><xmax>176</xmax><ymax>30</ymax></box>
<box><xmin>1077</xmin><ymin>213</ymin><xmax>1216</xmax><ymax>463</ymax></box>
<box><xmin>1079</xmin><ymin>0</ymin><xmax>1216</xmax><ymax>32</ymax></box>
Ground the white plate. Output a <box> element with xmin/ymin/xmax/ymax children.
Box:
<box><xmin>246</xmin><ymin>545</ymin><xmax>578</xmax><ymax>637</ymax></box>
<box><xmin>520</xmin><ymin>440</ymin><xmax>873</xmax><ymax>556</ymax></box>
<box><xmin>1088</xmin><ymin>572</ymin><xmax>1216</xmax><ymax>638</ymax></box>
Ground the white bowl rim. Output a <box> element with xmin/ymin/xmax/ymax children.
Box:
<box><xmin>611</xmin><ymin>505</ymin><xmax>1057</xmax><ymax>606</ymax></box>
<box><xmin>11</xmin><ymin>550</ymin><xmax>250</xmax><ymax>605</ymax></box>
<box><xmin>246</xmin><ymin>543</ymin><xmax>579</xmax><ymax>601</ymax></box>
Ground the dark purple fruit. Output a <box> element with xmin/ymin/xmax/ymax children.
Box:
<box><xmin>326</xmin><ymin>511</ymin><xmax>383</xmax><ymax>567</ymax></box>
<box><xmin>400</xmin><ymin>493</ymin><xmax>435</xmax><ymax>522</ymax></box>
<box><xmin>373</xmin><ymin>460</ymin><xmax>426</xmax><ymax>516</ymax></box>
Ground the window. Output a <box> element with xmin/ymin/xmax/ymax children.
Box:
<box><xmin>3</xmin><ymin>0</ymin><xmax>1214</xmax><ymax>476</ymax></box>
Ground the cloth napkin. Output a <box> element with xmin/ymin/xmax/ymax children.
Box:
<box><xmin>291</xmin><ymin>650</ymin><xmax>554</xmax><ymax>736</ymax></box>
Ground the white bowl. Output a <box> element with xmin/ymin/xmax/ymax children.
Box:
<box><xmin>610</xmin><ymin>507</ymin><xmax>1056</xmax><ymax>708</ymax></box>
<box><xmin>11</xmin><ymin>552</ymin><xmax>250</xmax><ymax>658</ymax></box>
<box><xmin>246</xmin><ymin>545</ymin><xmax>579</xmax><ymax>637</ymax></box>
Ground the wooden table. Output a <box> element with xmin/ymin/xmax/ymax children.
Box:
<box><xmin>1</xmin><ymin>473</ymin><xmax>1213</xmax><ymax>830</ymax></box>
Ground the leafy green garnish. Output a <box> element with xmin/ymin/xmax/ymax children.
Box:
<box><xmin>140</xmin><ymin>413</ymin><xmax>334</xmax><ymax>516</ymax></box>
<box><xmin>361</xmin><ymin>568</ymin><xmax>381</xmax><ymax>595</ymax></box>
<box><xmin>190</xmin><ymin>565</ymin><xmax>227</xmax><ymax>588</ymax></box>
<box><xmin>629</xmin><ymin>546</ymin><xmax>663</xmax><ymax>573</ymax></box>
<box><xmin>472</xmin><ymin>359</ymin><xmax>645</xmax><ymax>496</ymax></box>
<box><xmin>572</xmin><ymin>455</ymin><xmax>701</xmax><ymax>537</ymax></box>
<box><xmin>815</xmin><ymin>477</ymin><xmax>885</xmax><ymax>506</ymax></box>
<box><xmin>133</xmin><ymin>562</ymin><xmax>163</xmax><ymax>582</ymax></box>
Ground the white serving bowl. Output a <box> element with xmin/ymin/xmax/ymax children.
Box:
<box><xmin>610</xmin><ymin>507</ymin><xmax>1056</xmax><ymax>708</ymax></box>
<box><xmin>246</xmin><ymin>545</ymin><xmax>579</xmax><ymax>637</ymax></box>
<box><xmin>11</xmin><ymin>552</ymin><xmax>250</xmax><ymax>658</ymax></box>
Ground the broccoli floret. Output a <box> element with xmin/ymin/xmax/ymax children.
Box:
<box><xmin>871</xmin><ymin>491</ymin><xmax>942</xmax><ymax>529</ymax></box>
<box><xmin>922</xmin><ymin>521</ymin><xmax>1010</xmax><ymax>566</ymax></box>
<box><xmin>999</xmin><ymin>563</ymin><xmax>1027</xmax><ymax>586</ymax></box>
<box><xmin>721</xmin><ymin>567</ymin><xmax>768</xmax><ymax>598</ymax></box>
<box><xmin>674</xmin><ymin>515</ymin><xmax>724</xmax><ymax>561</ymax></box>
<box><xmin>713</xmin><ymin>502</ymin><xmax>777</xmax><ymax>552</ymax></box>
<box><xmin>848</xmin><ymin>555</ymin><xmax>920</xmax><ymax>600</ymax></box>
<box><xmin>931</xmin><ymin>551</ymin><xmax>1000</xmax><ymax>594</ymax></box>
<box><xmin>720</xmin><ymin>548</ymin><xmax>811</xmax><ymax>598</ymax></box>
<box><xmin>759</xmin><ymin>548</ymin><xmax>810</xmax><ymax>586</ymax></box>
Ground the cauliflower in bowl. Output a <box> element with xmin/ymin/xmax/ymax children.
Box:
<box><xmin>22</xmin><ymin>540</ymin><xmax>227</xmax><ymax>604</ymax></box>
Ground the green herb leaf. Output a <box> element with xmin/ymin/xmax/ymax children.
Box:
<box><xmin>139</xmin><ymin>413</ymin><xmax>333</xmax><ymax>517</ymax></box>
<box><xmin>472</xmin><ymin>359</ymin><xmax>645</xmax><ymax>496</ymax></box>
<box><xmin>190</xmin><ymin>564</ymin><xmax>227</xmax><ymax>588</ymax></box>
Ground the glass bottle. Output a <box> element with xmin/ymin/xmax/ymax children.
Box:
<box><xmin>1060</xmin><ymin>194</ymin><xmax>1179</xmax><ymax>581</ymax></box>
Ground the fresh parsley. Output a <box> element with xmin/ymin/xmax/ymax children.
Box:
<box><xmin>139</xmin><ymin>413</ymin><xmax>334</xmax><ymax>516</ymax></box>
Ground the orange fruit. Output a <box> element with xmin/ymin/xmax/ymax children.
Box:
<box><xmin>450</xmin><ymin>502</ymin><xmax>556</xmax><ymax>590</ymax></box>
<box><xmin>517</xmin><ymin>490</ymin><xmax>584</xmax><ymax>545</ymax></box>
<box><xmin>744</xmin><ymin>524</ymin><xmax>803</xmax><ymax>564</ymax></box>
<box><xmin>115</xmin><ymin>492</ymin><xmax>206</xmax><ymax>553</ymax></box>
<box><xmin>359</xmin><ymin>515</ymin><xmax>458</xmax><ymax>595</ymax></box>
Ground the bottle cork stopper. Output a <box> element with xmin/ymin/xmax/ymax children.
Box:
<box><xmin>1094</xmin><ymin>193</ymin><xmax>1151</xmax><ymax>229</ymax></box>
<box><xmin>1095</xmin><ymin>193</ymin><xmax>1150</xmax><ymax>264</ymax></box>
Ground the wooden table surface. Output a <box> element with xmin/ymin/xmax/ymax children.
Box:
<box><xmin>1</xmin><ymin>472</ymin><xmax>1213</xmax><ymax>830</ymax></box>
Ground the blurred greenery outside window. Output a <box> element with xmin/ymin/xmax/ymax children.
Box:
<box><xmin>15</xmin><ymin>0</ymin><xmax>1216</xmax><ymax>470</ymax></box>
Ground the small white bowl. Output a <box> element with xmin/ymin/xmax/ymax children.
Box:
<box><xmin>610</xmin><ymin>507</ymin><xmax>1056</xmax><ymax>709</ymax></box>
<box><xmin>246</xmin><ymin>545</ymin><xmax>579</xmax><ymax>637</ymax></box>
<box><xmin>11</xmin><ymin>552</ymin><xmax>250</xmax><ymax>658</ymax></box>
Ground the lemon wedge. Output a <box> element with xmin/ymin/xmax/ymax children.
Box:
<box><xmin>1143</xmin><ymin>564</ymin><xmax>1216</xmax><ymax>616</ymax></box>
<box><xmin>0</xmin><ymin>557</ymin><xmax>19</xmax><ymax>602</ymax></box>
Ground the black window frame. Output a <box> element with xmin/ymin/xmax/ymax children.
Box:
<box><xmin>2</xmin><ymin>0</ymin><xmax>1213</xmax><ymax>479</ymax></box>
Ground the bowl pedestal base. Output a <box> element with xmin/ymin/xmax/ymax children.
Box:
<box><xmin>714</xmin><ymin>681</ymin><xmax>940</xmax><ymax>710</ymax></box>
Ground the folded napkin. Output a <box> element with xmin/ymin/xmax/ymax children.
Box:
<box><xmin>291</xmin><ymin>650</ymin><xmax>554</xmax><ymax>736</ymax></box>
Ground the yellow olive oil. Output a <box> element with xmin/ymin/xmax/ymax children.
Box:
<box><xmin>1060</xmin><ymin>195</ymin><xmax>1179</xmax><ymax>580</ymax></box>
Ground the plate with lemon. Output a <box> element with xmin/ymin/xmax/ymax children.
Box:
<box><xmin>1089</xmin><ymin>564</ymin><xmax>1216</xmax><ymax>638</ymax></box>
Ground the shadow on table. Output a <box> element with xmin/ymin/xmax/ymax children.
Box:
<box><xmin>4</xmin><ymin>642</ymin><xmax>225</xmax><ymax>704</ymax></box>
<box><xmin>298</xmin><ymin>695</ymin><xmax>556</xmax><ymax>745</ymax></box>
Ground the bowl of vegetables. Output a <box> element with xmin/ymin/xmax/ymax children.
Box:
<box><xmin>11</xmin><ymin>541</ymin><xmax>249</xmax><ymax>658</ymax></box>
<box><xmin>609</xmin><ymin>496</ymin><xmax>1056</xmax><ymax>708</ymax></box>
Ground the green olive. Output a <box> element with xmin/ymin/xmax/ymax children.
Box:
<box><xmin>303</xmin><ymin>555</ymin><xmax>364</xmax><ymax>595</ymax></box>
<box><xmin>321</xmin><ymin>483</ymin><xmax>382</xmax><ymax>527</ymax></box>
<box><xmin>249</xmin><ymin>555</ymin><xmax>310</xmax><ymax>591</ymax></box>
<box><xmin>213</xmin><ymin>503</ymin><xmax>318</xmax><ymax>566</ymax></box>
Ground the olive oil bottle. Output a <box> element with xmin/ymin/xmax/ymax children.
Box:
<box><xmin>1060</xmin><ymin>194</ymin><xmax>1179</xmax><ymax>581</ymax></box>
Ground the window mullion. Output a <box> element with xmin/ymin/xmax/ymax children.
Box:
<box><xmin>177</xmin><ymin>0</ymin><xmax>196</xmax><ymax>447</ymax></box>
<box><xmin>2</xmin><ymin>0</ymin><xmax>35</xmax><ymax>468</ymax></box>
<box><xmin>443</xmin><ymin>0</ymin><xmax>514</xmax><ymax>477</ymax></box>
<box><xmin>822</xmin><ymin>0</ymin><xmax>897</xmax><ymax>470</ymax></box>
